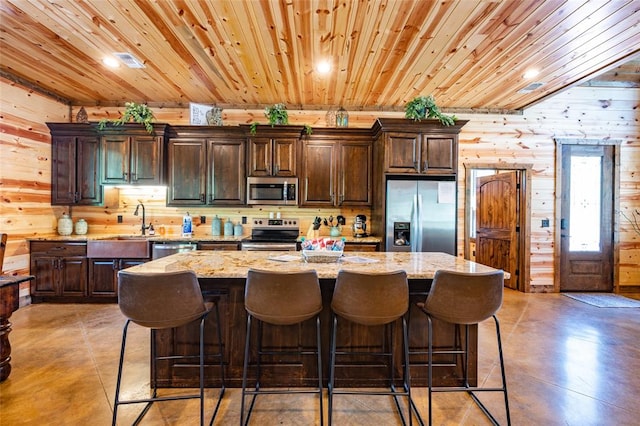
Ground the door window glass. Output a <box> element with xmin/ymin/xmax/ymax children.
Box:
<box><xmin>569</xmin><ymin>155</ymin><xmax>601</xmax><ymax>251</ymax></box>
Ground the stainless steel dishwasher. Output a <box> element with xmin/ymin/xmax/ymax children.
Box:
<box><xmin>151</xmin><ymin>242</ymin><xmax>197</xmax><ymax>259</ymax></box>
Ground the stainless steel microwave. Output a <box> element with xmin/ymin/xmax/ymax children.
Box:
<box><xmin>247</xmin><ymin>177</ymin><xmax>298</xmax><ymax>205</ymax></box>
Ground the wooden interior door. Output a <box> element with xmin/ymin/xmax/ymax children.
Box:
<box><xmin>560</xmin><ymin>145</ymin><xmax>613</xmax><ymax>292</ymax></box>
<box><xmin>476</xmin><ymin>171</ymin><xmax>519</xmax><ymax>289</ymax></box>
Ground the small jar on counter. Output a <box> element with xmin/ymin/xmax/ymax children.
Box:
<box><xmin>57</xmin><ymin>213</ymin><xmax>73</xmax><ymax>236</ymax></box>
<box><xmin>234</xmin><ymin>222</ymin><xmax>243</xmax><ymax>236</ymax></box>
<box><xmin>74</xmin><ymin>218</ymin><xmax>88</xmax><ymax>235</ymax></box>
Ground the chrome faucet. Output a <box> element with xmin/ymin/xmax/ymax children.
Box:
<box><xmin>133</xmin><ymin>202</ymin><xmax>149</xmax><ymax>235</ymax></box>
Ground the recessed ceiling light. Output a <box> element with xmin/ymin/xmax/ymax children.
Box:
<box><xmin>103</xmin><ymin>57</ymin><xmax>120</xmax><ymax>68</ymax></box>
<box><xmin>316</xmin><ymin>60</ymin><xmax>331</xmax><ymax>74</ymax></box>
<box><xmin>523</xmin><ymin>69</ymin><xmax>540</xmax><ymax>79</ymax></box>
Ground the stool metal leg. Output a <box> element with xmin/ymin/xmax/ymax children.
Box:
<box><xmin>241</xmin><ymin>314</ymin><xmax>323</xmax><ymax>426</ymax></box>
<box><xmin>427</xmin><ymin>314</ymin><xmax>511</xmax><ymax>426</ymax></box>
<box><xmin>210</xmin><ymin>301</ymin><xmax>226</xmax><ymax>425</ymax></box>
<box><xmin>240</xmin><ymin>314</ymin><xmax>253</xmax><ymax>426</ymax></box>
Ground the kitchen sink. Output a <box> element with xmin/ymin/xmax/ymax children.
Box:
<box><xmin>87</xmin><ymin>237</ymin><xmax>150</xmax><ymax>258</ymax></box>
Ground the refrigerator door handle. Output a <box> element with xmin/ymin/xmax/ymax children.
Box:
<box><xmin>417</xmin><ymin>193</ymin><xmax>424</xmax><ymax>251</ymax></box>
<box><xmin>411</xmin><ymin>194</ymin><xmax>418</xmax><ymax>252</ymax></box>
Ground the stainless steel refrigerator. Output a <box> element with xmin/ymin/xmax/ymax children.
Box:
<box><xmin>385</xmin><ymin>178</ymin><xmax>457</xmax><ymax>255</ymax></box>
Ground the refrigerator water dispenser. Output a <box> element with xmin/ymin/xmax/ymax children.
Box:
<box><xmin>393</xmin><ymin>222</ymin><xmax>411</xmax><ymax>247</ymax></box>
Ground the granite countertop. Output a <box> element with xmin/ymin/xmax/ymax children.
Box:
<box><xmin>124</xmin><ymin>250</ymin><xmax>502</xmax><ymax>280</ymax></box>
<box><xmin>27</xmin><ymin>233</ymin><xmax>382</xmax><ymax>244</ymax></box>
<box><xmin>26</xmin><ymin>233</ymin><xmax>247</xmax><ymax>243</ymax></box>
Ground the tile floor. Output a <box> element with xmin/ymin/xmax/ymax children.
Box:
<box><xmin>1</xmin><ymin>289</ymin><xmax>640</xmax><ymax>425</ymax></box>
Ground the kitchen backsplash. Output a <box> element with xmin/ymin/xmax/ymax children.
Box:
<box><xmin>66</xmin><ymin>186</ymin><xmax>372</xmax><ymax>238</ymax></box>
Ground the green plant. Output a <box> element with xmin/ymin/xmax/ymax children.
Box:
<box><xmin>265</xmin><ymin>103</ymin><xmax>289</xmax><ymax>126</ymax></box>
<box><xmin>303</xmin><ymin>124</ymin><xmax>313</xmax><ymax>135</ymax></box>
<box><xmin>98</xmin><ymin>102</ymin><xmax>155</xmax><ymax>133</ymax></box>
<box><xmin>404</xmin><ymin>95</ymin><xmax>456</xmax><ymax>126</ymax></box>
<box><xmin>249</xmin><ymin>122</ymin><xmax>259</xmax><ymax>135</ymax></box>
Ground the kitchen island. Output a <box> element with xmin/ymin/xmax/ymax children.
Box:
<box><xmin>125</xmin><ymin>251</ymin><xmax>503</xmax><ymax>388</ymax></box>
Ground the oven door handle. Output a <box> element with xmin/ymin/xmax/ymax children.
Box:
<box><xmin>241</xmin><ymin>242</ymin><xmax>298</xmax><ymax>251</ymax></box>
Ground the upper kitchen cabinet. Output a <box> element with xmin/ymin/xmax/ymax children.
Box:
<box><xmin>100</xmin><ymin>123</ymin><xmax>169</xmax><ymax>185</ymax></box>
<box><xmin>167</xmin><ymin>126</ymin><xmax>246</xmax><ymax>206</ymax></box>
<box><xmin>244</xmin><ymin>125</ymin><xmax>303</xmax><ymax>177</ymax></box>
<box><xmin>48</xmin><ymin>123</ymin><xmax>102</xmax><ymax>205</ymax></box>
<box><xmin>300</xmin><ymin>128</ymin><xmax>373</xmax><ymax>207</ymax></box>
<box><xmin>372</xmin><ymin>118</ymin><xmax>468</xmax><ymax>176</ymax></box>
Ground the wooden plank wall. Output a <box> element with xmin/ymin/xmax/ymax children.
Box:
<box><xmin>1</xmin><ymin>76</ymin><xmax>638</xmax><ymax>293</ymax></box>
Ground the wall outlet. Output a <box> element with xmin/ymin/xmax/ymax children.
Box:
<box><xmin>200</xmin><ymin>215</ymin><xmax>206</xmax><ymax>224</ymax></box>
<box><xmin>242</xmin><ymin>216</ymin><xmax>247</xmax><ymax>224</ymax></box>
<box><xmin>117</xmin><ymin>215</ymin><xmax>123</xmax><ymax>224</ymax></box>
<box><xmin>541</xmin><ymin>219</ymin><xmax>549</xmax><ymax>228</ymax></box>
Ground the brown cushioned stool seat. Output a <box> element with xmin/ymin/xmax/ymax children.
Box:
<box><xmin>241</xmin><ymin>268</ymin><xmax>323</xmax><ymax>425</ymax></box>
<box><xmin>112</xmin><ymin>270</ymin><xmax>225</xmax><ymax>426</ymax></box>
<box><xmin>328</xmin><ymin>270</ymin><xmax>417</xmax><ymax>426</ymax></box>
<box><xmin>417</xmin><ymin>269</ymin><xmax>510</xmax><ymax>425</ymax></box>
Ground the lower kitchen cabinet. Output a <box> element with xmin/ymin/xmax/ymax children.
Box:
<box><xmin>344</xmin><ymin>242</ymin><xmax>379</xmax><ymax>252</ymax></box>
<box><xmin>198</xmin><ymin>242</ymin><xmax>240</xmax><ymax>250</ymax></box>
<box><xmin>88</xmin><ymin>258</ymin><xmax>147</xmax><ymax>298</ymax></box>
<box><xmin>30</xmin><ymin>241</ymin><xmax>88</xmax><ymax>301</ymax></box>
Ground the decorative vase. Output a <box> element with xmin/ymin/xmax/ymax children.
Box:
<box><xmin>211</xmin><ymin>215</ymin><xmax>221</xmax><ymax>236</ymax></box>
<box><xmin>330</xmin><ymin>226</ymin><xmax>341</xmax><ymax>237</ymax></box>
<box><xmin>234</xmin><ymin>222</ymin><xmax>243</xmax><ymax>237</ymax></box>
<box><xmin>74</xmin><ymin>218</ymin><xmax>88</xmax><ymax>235</ymax></box>
<box><xmin>224</xmin><ymin>218</ymin><xmax>233</xmax><ymax>236</ymax></box>
<box><xmin>57</xmin><ymin>213</ymin><xmax>73</xmax><ymax>236</ymax></box>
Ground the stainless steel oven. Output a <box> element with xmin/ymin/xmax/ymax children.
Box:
<box><xmin>241</xmin><ymin>218</ymin><xmax>299</xmax><ymax>251</ymax></box>
<box><xmin>247</xmin><ymin>177</ymin><xmax>298</xmax><ymax>205</ymax></box>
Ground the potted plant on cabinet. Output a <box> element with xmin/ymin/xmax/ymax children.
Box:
<box><xmin>98</xmin><ymin>102</ymin><xmax>155</xmax><ymax>133</ymax></box>
<box><xmin>404</xmin><ymin>95</ymin><xmax>456</xmax><ymax>126</ymax></box>
<box><xmin>265</xmin><ymin>103</ymin><xmax>289</xmax><ymax>126</ymax></box>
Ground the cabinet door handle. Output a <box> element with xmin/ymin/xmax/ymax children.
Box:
<box><xmin>273</xmin><ymin>164</ymin><xmax>279</xmax><ymax>175</ymax></box>
<box><xmin>112</xmin><ymin>260</ymin><xmax>118</xmax><ymax>270</ymax></box>
<box><xmin>423</xmin><ymin>160</ymin><xmax>428</xmax><ymax>172</ymax></box>
<box><xmin>200</xmin><ymin>193</ymin><xmax>205</xmax><ymax>203</ymax></box>
<box><xmin>74</xmin><ymin>192</ymin><xmax>80</xmax><ymax>203</ymax></box>
<box><xmin>339</xmin><ymin>194</ymin><xmax>344</xmax><ymax>205</ymax></box>
<box><xmin>58</xmin><ymin>259</ymin><xmax>64</xmax><ymax>270</ymax></box>
<box><xmin>413</xmin><ymin>161</ymin><xmax>419</xmax><ymax>172</ymax></box>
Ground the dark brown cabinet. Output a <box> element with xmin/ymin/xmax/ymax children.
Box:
<box><xmin>373</xmin><ymin>118</ymin><xmax>467</xmax><ymax>176</ymax></box>
<box><xmin>88</xmin><ymin>258</ymin><xmax>146</xmax><ymax>298</ymax></box>
<box><xmin>246</xmin><ymin>126</ymin><xmax>302</xmax><ymax>177</ymax></box>
<box><xmin>300</xmin><ymin>128</ymin><xmax>372</xmax><ymax>207</ymax></box>
<box><xmin>30</xmin><ymin>241</ymin><xmax>88</xmax><ymax>301</ymax></box>
<box><xmin>344</xmin><ymin>242</ymin><xmax>379</xmax><ymax>252</ymax></box>
<box><xmin>197</xmin><ymin>242</ymin><xmax>240</xmax><ymax>250</ymax></box>
<box><xmin>167</xmin><ymin>127</ymin><xmax>246</xmax><ymax>206</ymax></box>
<box><xmin>247</xmin><ymin>137</ymin><xmax>297</xmax><ymax>176</ymax></box>
<box><xmin>47</xmin><ymin>123</ymin><xmax>102</xmax><ymax>205</ymax></box>
<box><xmin>100</xmin><ymin>124</ymin><xmax>168</xmax><ymax>185</ymax></box>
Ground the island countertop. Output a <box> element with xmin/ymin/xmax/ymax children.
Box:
<box><xmin>124</xmin><ymin>250</ymin><xmax>503</xmax><ymax>280</ymax></box>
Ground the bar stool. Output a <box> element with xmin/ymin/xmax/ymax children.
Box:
<box><xmin>241</xmin><ymin>269</ymin><xmax>323</xmax><ymax>426</ymax></box>
<box><xmin>418</xmin><ymin>270</ymin><xmax>510</xmax><ymax>425</ymax></box>
<box><xmin>328</xmin><ymin>270</ymin><xmax>414</xmax><ymax>426</ymax></box>
<box><xmin>112</xmin><ymin>270</ymin><xmax>225</xmax><ymax>426</ymax></box>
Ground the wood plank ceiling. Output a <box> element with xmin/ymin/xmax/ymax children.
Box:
<box><xmin>1</xmin><ymin>0</ymin><xmax>639</xmax><ymax>111</ymax></box>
